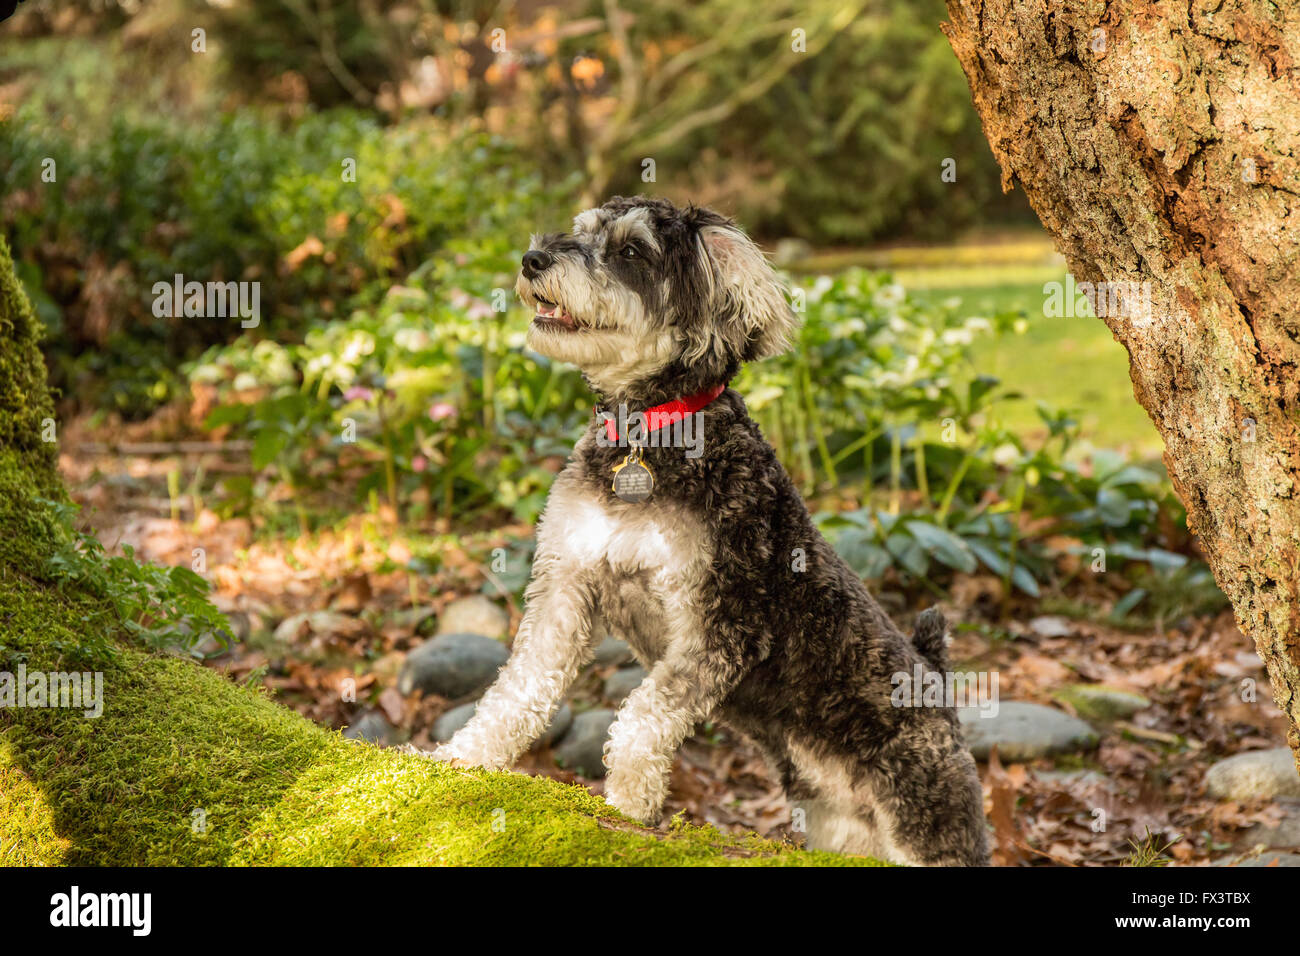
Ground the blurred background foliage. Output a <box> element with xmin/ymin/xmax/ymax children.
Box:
<box><xmin>1</xmin><ymin>0</ymin><xmax>1199</xmax><ymax>609</ymax></box>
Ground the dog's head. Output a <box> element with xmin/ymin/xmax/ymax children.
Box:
<box><xmin>516</xmin><ymin>196</ymin><xmax>797</xmax><ymax>399</ymax></box>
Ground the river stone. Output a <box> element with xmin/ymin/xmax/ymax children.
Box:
<box><xmin>1205</xmin><ymin>748</ymin><xmax>1300</xmax><ymax>801</ymax></box>
<box><xmin>1028</xmin><ymin>615</ymin><xmax>1074</xmax><ymax>638</ymax></box>
<box><xmin>536</xmin><ymin>703</ymin><xmax>574</xmax><ymax>749</ymax></box>
<box><xmin>554</xmin><ymin>709</ymin><xmax>616</xmax><ymax>777</ymax></box>
<box><xmin>437</xmin><ymin>595</ymin><xmax>509</xmax><ymax>640</ymax></box>
<box><xmin>594</xmin><ymin>635</ymin><xmax>635</xmax><ymax>666</ymax></box>
<box><xmin>1213</xmin><ymin>851</ymin><xmax>1300</xmax><ymax>867</ymax></box>
<box><xmin>1239</xmin><ymin>798</ymin><xmax>1300</xmax><ymax>849</ymax></box>
<box><xmin>1035</xmin><ymin>768</ymin><xmax>1108</xmax><ymax>789</ymax></box>
<box><xmin>1053</xmin><ymin>684</ymin><xmax>1151</xmax><ymax>721</ymax></box>
<box><xmin>604</xmin><ymin>665</ymin><xmax>647</xmax><ymax>701</ymax></box>
<box><xmin>397</xmin><ymin>632</ymin><xmax>508</xmax><ymax>699</ymax></box>
<box><xmin>432</xmin><ymin>700</ymin><xmax>573</xmax><ymax>748</ymax></box>
<box><xmin>958</xmin><ymin>701</ymin><xmax>1099</xmax><ymax>761</ymax></box>
<box><xmin>343</xmin><ymin>711</ymin><xmax>398</xmax><ymax>746</ymax></box>
<box><xmin>432</xmin><ymin>702</ymin><xmax>478</xmax><ymax>743</ymax></box>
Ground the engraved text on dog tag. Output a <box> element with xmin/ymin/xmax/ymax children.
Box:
<box><xmin>611</xmin><ymin>445</ymin><xmax>655</xmax><ymax>503</ymax></box>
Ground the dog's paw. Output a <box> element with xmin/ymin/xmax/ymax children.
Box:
<box><xmin>422</xmin><ymin>743</ymin><xmax>469</xmax><ymax>766</ymax></box>
<box><xmin>603</xmin><ymin>782</ymin><xmax>664</xmax><ymax>826</ymax></box>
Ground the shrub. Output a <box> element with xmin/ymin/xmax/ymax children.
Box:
<box><xmin>0</xmin><ymin>103</ymin><xmax>574</xmax><ymax>415</ymax></box>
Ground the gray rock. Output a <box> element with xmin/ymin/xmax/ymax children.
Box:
<box><xmin>958</xmin><ymin>701</ymin><xmax>1099</xmax><ymax>762</ymax></box>
<box><xmin>1206</xmin><ymin>748</ymin><xmax>1300</xmax><ymax>801</ymax></box>
<box><xmin>432</xmin><ymin>700</ymin><xmax>573</xmax><ymax>749</ymax></box>
<box><xmin>603</xmin><ymin>665</ymin><xmax>647</xmax><ymax>701</ymax></box>
<box><xmin>437</xmin><ymin>595</ymin><xmax>509</xmax><ymax>640</ymax></box>
<box><xmin>536</xmin><ymin>703</ymin><xmax>573</xmax><ymax>749</ymax></box>
<box><xmin>1034</xmin><ymin>768</ymin><xmax>1108</xmax><ymax>789</ymax></box>
<box><xmin>1239</xmin><ymin>798</ymin><xmax>1300</xmax><ymax>849</ymax></box>
<box><xmin>554</xmin><ymin>709</ymin><xmax>617</xmax><ymax>777</ymax></box>
<box><xmin>1053</xmin><ymin>684</ymin><xmax>1151</xmax><ymax>721</ymax></box>
<box><xmin>343</xmin><ymin>711</ymin><xmax>398</xmax><ymax>746</ymax></box>
<box><xmin>1028</xmin><ymin>615</ymin><xmax>1074</xmax><ymax>638</ymax></box>
<box><xmin>397</xmin><ymin>632</ymin><xmax>509</xmax><ymax>699</ymax></box>
<box><xmin>432</xmin><ymin>702</ymin><xmax>478</xmax><ymax>743</ymax></box>
<box><xmin>594</xmin><ymin>635</ymin><xmax>634</xmax><ymax>666</ymax></box>
<box><xmin>1213</xmin><ymin>851</ymin><xmax>1300</xmax><ymax>868</ymax></box>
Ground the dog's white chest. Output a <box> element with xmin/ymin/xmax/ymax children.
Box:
<box><xmin>538</xmin><ymin>473</ymin><xmax>709</xmax><ymax>582</ymax></box>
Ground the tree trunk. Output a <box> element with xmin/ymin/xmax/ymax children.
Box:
<box><xmin>943</xmin><ymin>1</ymin><xmax>1300</xmax><ymax>765</ymax></box>
<box><xmin>0</xmin><ymin>238</ymin><xmax>853</xmax><ymax>866</ymax></box>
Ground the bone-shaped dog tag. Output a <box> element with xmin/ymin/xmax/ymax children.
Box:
<box><xmin>611</xmin><ymin>444</ymin><xmax>654</xmax><ymax>503</ymax></box>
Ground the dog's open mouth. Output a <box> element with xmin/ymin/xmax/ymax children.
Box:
<box><xmin>532</xmin><ymin>296</ymin><xmax>582</xmax><ymax>331</ymax></box>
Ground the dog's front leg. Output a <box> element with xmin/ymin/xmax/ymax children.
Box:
<box><xmin>433</xmin><ymin>562</ymin><xmax>597</xmax><ymax>770</ymax></box>
<box><xmin>603</xmin><ymin>647</ymin><xmax>742</xmax><ymax>825</ymax></box>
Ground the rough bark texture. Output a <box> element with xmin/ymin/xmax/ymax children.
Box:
<box><xmin>943</xmin><ymin>1</ymin><xmax>1300</xmax><ymax>766</ymax></box>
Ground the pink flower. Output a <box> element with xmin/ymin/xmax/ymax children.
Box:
<box><xmin>411</xmin><ymin>455</ymin><xmax>428</xmax><ymax>473</ymax></box>
<box><xmin>343</xmin><ymin>386</ymin><xmax>374</xmax><ymax>402</ymax></box>
<box><xmin>428</xmin><ymin>402</ymin><xmax>455</xmax><ymax>421</ymax></box>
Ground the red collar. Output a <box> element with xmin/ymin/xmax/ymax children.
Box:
<box><xmin>600</xmin><ymin>384</ymin><xmax>726</xmax><ymax>443</ymax></box>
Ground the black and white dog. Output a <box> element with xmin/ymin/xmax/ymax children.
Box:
<box><xmin>432</xmin><ymin>196</ymin><xmax>990</xmax><ymax>865</ymax></box>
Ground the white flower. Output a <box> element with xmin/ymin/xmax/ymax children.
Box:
<box><xmin>992</xmin><ymin>443</ymin><xmax>1020</xmax><ymax>467</ymax></box>
<box><xmin>340</xmin><ymin>331</ymin><xmax>376</xmax><ymax>364</ymax></box>
<box><xmin>875</xmin><ymin>283</ymin><xmax>906</xmax><ymax>308</ymax></box>
<box><xmin>394</xmin><ymin>328</ymin><xmax>431</xmax><ymax>351</ymax></box>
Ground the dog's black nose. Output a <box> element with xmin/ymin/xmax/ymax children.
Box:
<box><xmin>521</xmin><ymin>249</ymin><xmax>553</xmax><ymax>278</ymax></box>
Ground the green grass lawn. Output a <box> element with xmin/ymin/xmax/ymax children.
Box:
<box><xmin>886</xmin><ymin>256</ymin><xmax>1163</xmax><ymax>459</ymax></box>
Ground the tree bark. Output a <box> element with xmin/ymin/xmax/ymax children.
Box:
<box><xmin>943</xmin><ymin>1</ymin><xmax>1300</xmax><ymax>765</ymax></box>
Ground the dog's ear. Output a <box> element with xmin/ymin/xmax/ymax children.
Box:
<box><xmin>693</xmin><ymin>222</ymin><xmax>797</xmax><ymax>363</ymax></box>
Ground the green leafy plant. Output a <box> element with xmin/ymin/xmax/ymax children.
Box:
<box><xmin>38</xmin><ymin>498</ymin><xmax>232</xmax><ymax>659</ymax></box>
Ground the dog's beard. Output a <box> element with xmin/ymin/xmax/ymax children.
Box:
<box><xmin>519</xmin><ymin>267</ymin><xmax>678</xmax><ymax>396</ymax></box>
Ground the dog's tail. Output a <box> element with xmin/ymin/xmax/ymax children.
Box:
<box><xmin>911</xmin><ymin>606</ymin><xmax>949</xmax><ymax>671</ymax></box>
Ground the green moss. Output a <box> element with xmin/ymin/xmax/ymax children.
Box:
<box><xmin>1</xmin><ymin>623</ymin><xmax>874</xmax><ymax>865</ymax></box>
<box><xmin>0</xmin><ymin>237</ymin><xmax>59</xmax><ymax>490</ymax></box>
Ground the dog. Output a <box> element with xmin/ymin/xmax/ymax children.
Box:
<box><xmin>431</xmin><ymin>196</ymin><xmax>990</xmax><ymax>866</ymax></box>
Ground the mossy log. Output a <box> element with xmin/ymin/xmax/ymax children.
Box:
<box><xmin>0</xmin><ymin>237</ymin><xmax>868</xmax><ymax>867</ymax></box>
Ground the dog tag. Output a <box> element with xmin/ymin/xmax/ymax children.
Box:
<box><xmin>611</xmin><ymin>445</ymin><xmax>655</xmax><ymax>503</ymax></box>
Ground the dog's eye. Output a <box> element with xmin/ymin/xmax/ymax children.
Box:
<box><xmin>619</xmin><ymin>245</ymin><xmax>639</xmax><ymax>259</ymax></box>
